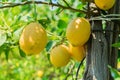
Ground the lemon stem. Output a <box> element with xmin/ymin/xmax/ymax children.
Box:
<box><xmin>33</xmin><ymin>0</ymin><xmax>37</xmax><ymax>21</ymax></box>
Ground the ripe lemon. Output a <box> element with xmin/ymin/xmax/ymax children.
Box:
<box><xmin>19</xmin><ymin>22</ymin><xmax>47</xmax><ymax>55</ymax></box>
<box><xmin>66</xmin><ymin>18</ymin><xmax>91</xmax><ymax>46</ymax></box>
<box><xmin>117</xmin><ymin>62</ymin><xmax>120</xmax><ymax>69</ymax></box>
<box><xmin>36</xmin><ymin>70</ymin><xmax>44</xmax><ymax>78</ymax></box>
<box><xmin>94</xmin><ymin>0</ymin><xmax>115</xmax><ymax>10</ymax></box>
<box><xmin>50</xmin><ymin>44</ymin><xmax>71</xmax><ymax>67</ymax></box>
<box><xmin>69</xmin><ymin>44</ymin><xmax>85</xmax><ymax>62</ymax></box>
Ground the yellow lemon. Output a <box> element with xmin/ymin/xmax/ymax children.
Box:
<box><xmin>69</xmin><ymin>44</ymin><xmax>85</xmax><ymax>62</ymax></box>
<box><xmin>19</xmin><ymin>22</ymin><xmax>47</xmax><ymax>55</ymax></box>
<box><xmin>117</xmin><ymin>62</ymin><xmax>120</xmax><ymax>69</ymax></box>
<box><xmin>50</xmin><ymin>44</ymin><xmax>71</xmax><ymax>67</ymax></box>
<box><xmin>37</xmin><ymin>70</ymin><xmax>44</xmax><ymax>78</ymax></box>
<box><xmin>66</xmin><ymin>18</ymin><xmax>91</xmax><ymax>46</ymax></box>
<box><xmin>94</xmin><ymin>0</ymin><xmax>115</xmax><ymax>10</ymax></box>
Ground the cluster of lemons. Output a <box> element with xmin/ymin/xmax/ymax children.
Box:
<box><xmin>50</xmin><ymin>18</ymin><xmax>91</xmax><ymax>67</ymax></box>
<box><xmin>19</xmin><ymin>17</ymin><xmax>91</xmax><ymax>67</ymax></box>
<box><xmin>19</xmin><ymin>0</ymin><xmax>115</xmax><ymax>67</ymax></box>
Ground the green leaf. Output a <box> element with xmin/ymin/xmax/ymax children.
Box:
<box><xmin>112</xmin><ymin>43</ymin><xmax>120</xmax><ymax>47</ymax></box>
<box><xmin>108</xmin><ymin>65</ymin><xmax>120</xmax><ymax>78</ymax></box>
<box><xmin>21</xmin><ymin>4</ymin><xmax>32</xmax><ymax>12</ymax></box>
<box><xmin>115</xmin><ymin>77</ymin><xmax>120</xmax><ymax>80</ymax></box>
<box><xmin>46</xmin><ymin>41</ymin><xmax>53</xmax><ymax>52</ymax></box>
<box><xmin>38</xmin><ymin>18</ymin><xmax>50</xmax><ymax>28</ymax></box>
<box><xmin>5</xmin><ymin>48</ymin><xmax>9</xmax><ymax>61</ymax></box>
<box><xmin>10</xmin><ymin>15</ymin><xmax>21</xmax><ymax>30</ymax></box>
<box><xmin>19</xmin><ymin>46</ymin><xmax>26</xmax><ymax>57</ymax></box>
<box><xmin>56</xmin><ymin>8</ymin><xmax>62</xmax><ymax>15</ymax></box>
<box><xmin>57</xmin><ymin>19</ymin><xmax>67</xmax><ymax>29</ymax></box>
<box><xmin>47</xmin><ymin>53</ymin><xmax>50</xmax><ymax>62</ymax></box>
<box><xmin>11</xmin><ymin>6</ymin><xmax>21</xmax><ymax>15</ymax></box>
<box><xmin>13</xmin><ymin>27</ymin><xmax>24</xmax><ymax>42</ymax></box>
<box><xmin>0</xmin><ymin>30</ymin><xmax>7</xmax><ymax>47</ymax></box>
<box><xmin>0</xmin><ymin>44</ymin><xmax>6</xmax><ymax>55</ymax></box>
<box><xmin>118</xmin><ymin>50</ymin><xmax>120</xmax><ymax>58</ymax></box>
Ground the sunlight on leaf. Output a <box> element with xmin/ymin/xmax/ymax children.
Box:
<box><xmin>0</xmin><ymin>30</ymin><xmax>7</xmax><ymax>47</ymax></box>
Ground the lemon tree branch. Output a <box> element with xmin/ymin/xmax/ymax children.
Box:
<box><xmin>0</xmin><ymin>1</ymin><xmax>87</xmax><ymax>14</ymax></box>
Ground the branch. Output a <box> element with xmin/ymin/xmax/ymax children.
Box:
<box><xmin>62</xmin><ymin>0</ymin><xmax>70</xmax><ymax>7</ymax></box>
<box><xmin>75</xmin><ymin>57</ymin><xmax>85</xmax><ymax>80</ymax></box>
<box><xmin>89</xmin><ymin>14</ymin><xmax>120</xmax><ymax>21</ymax></box>
<box><xmin>64</xmin><ymin>62</ymin><xmax>75</xmax><ymax>80</ymax></box>
<box><xmin>89</xmin><ymin>18</ymin><xmax>120</xmax><ymax>21</ymax></box>
<box><xmin>0</xmin><ymin>1</ymin><xmax>87</xmax><ymax>14</ymax></box>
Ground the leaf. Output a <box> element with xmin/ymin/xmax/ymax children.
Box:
<box><xmin>10</xmin><ymin>15</ymin><xmax>21</xmax><ymax>30</ymax></box>
<box><xmin>118</xmin><ymin>50</ymin><xmax>120</xmax><ymax>58</ymax></box>
<box><xmin>0</xmin><ymin>44</ymin><xmax>6</xmax><ymax>55</ymax></box>
<box><xmin>112</xmin><ymin>43</ymin><xmax>120</xmax><ymax>47</ymax></box>
<box><xmin>108</xmin><ymin>65</ymin><xmax>120</xmax><ymax>78</ymax></box>
<box><xmin>46</xmin><ymin>41</ymin><xmax>53</xmax><ymax>52</ymax></box>
<box><xmin>21</xmin><ymin>4</ymin><xmax>32</xmax><ymax>12</ymax></box>
<box><xmin>11</xmin><ymin>6</ymin><xmax>21</xmax><ymax>15</ymax></box>
<box><xmin>19</xmin><ymin>46</ymin><xmax>26</xmax><ymax>57</ymax></box>
<box><xmin>13</xmin><ymin>27</ymin><xmax>24</xmax><ymax>42</ymax></box>
<box><xmin>5</xmin><ymin>48</ymin><xmax>9</xmax><ymax>61</ymax></box>
<box><xmin>56</xmin><ymin>8</ymin><xmax>63</xmax><ymax>15</ymax></box>
<box><xmin>38</xmin><ymin>18</ymin><xmax>51</xmax><ymax>28</ymax></box>
<box><xmin>47</xmin><ymin>53</ymin><xmax>50</xmax><ymax>62</ymax></box>
<box><xmin>115</xmin><ymin>77</ymin><xmax>120</xmax><ymax>80</ymax></box>
<box><xmin>0</xmin><ymin>30</ymin><xmax>7</xmax><ymax>47</ymax></box>
<box><xmin>27</xmin><ymin>16</ymin><xmax>34</xmax><ymax>22</ymax></box>
<box><xmin>57</xmin><ymin>19</ymin><xmax>67</xmax><ymax>29</ymax></box>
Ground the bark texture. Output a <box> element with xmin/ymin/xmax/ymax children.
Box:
<box><xmin>83</xmin><ymin>21</ymin><xmax>108</xmax><ymax>80</ymax></box>
<box><xmin>83</xmin><ymin>0</ymin><xmax>120</xmax><ymax>80</ymax></box>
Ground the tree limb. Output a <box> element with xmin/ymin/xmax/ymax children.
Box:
<box><xmin>0</xmin><ymin>1</ymin><xmax>87</xmax><ymax>14</ymax></box>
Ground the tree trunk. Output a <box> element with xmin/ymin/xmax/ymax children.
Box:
<box><xmin>106</xmin><ymin>0</ymin><xmax>120</xmax><ymax>79</ymax></box>
<box><xmin>83</xmin><ymin>0</ymin><xmax>120</xmax><ymax>80</ymax></box>
<box><xmin>83</xmin><ymin>21</ymin><xmax>109</xmax><ymax>80</ymax></box>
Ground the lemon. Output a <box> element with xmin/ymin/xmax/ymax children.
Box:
<box><xmin>19</xmin><ymin>22</ymin><xmax>47</xmax><ymax>55</ymax></box>
<box><xmin>36</xmin><ymin>70</ymin><xmax>44</xmax><ymax>78</ymax></box>
<box><xmin>66</xmin><ymin>18</ymin><xmax>91</xmax><ymax>46</ymax></box>
<box><xmin>69</xmin><ymin>44</ymin><xmax>85</xmax><ymax>61</ymax></box>
<box><xmin>94</xmin><ymin>0</ymin><xmax>115</xmax><ymax>10</ymax></box>
<box><xmin>50</xmin><ymin>44</ymin><xmax>71</xmax><ymax>67</ymax></box>
<box><xmin>117</xmin><ymin>62</ymin><xmax>120</xmax><ymax>69</ymax></box>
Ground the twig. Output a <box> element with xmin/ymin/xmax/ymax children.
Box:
<box><xmin>62</xmin><ymin>0</ymin><xmax>70</xmax><ymax>7</ymax></box>
<box><xmin>75</xmin><ymin>57</ymin><xmax>85</xmax><ymax>80</ymax></box>
<box><xmin>46</xmin><ymin>31</ymin><xmax>61</xmax><ymax>39</ymax></box>
<box><xmin>0</xmin><ymin>2</ymin><xmax>13</xmax><ymax>4</ymax></box>
<box><xmin>56</xmin><ymin>8</ymin><xmax>64</xmax><ymax>15</ymax></box>
<box><xmin>89</xmin><ymin>14</ymin><xmax>120</xmax><ymax>21</ymax></box>
<box><xmin>92</xmin><ymin>30</ymin><xmax>120</xmax><ymax>33</ymax></box>
<box><xmin>64</xmin><ymin>63</ymin><xmax>75</xmax><ymax>80</ymax></box>
<box><xmin>0</xmin><ymin>1</ymin><xmax>87</xmax><ymax>14</ymax></box>
<box><xmin>89</xmin><ymin>18</ymin><xmax>120</xmax><ymax>21</ymax></box>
